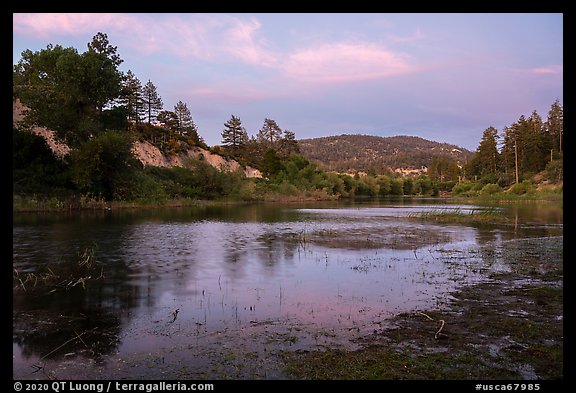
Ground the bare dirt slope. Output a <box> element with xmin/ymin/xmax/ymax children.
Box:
<box><xmin>13</xmin><ymin>99</ymin><xmax>261</xmax><ymax>178</ymax></box>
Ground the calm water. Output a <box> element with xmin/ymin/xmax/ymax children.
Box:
<box><xmin>12</xmin><ymin>199</ymin><xmax>563</xmax><ymax>379</ymax></box>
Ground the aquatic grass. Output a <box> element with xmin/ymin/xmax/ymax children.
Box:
<box><xmin>13</xmin><ymin>244</ymin><xmax>104</xmax><ymax>294</ymax></box>
<box><xmin>408</xmin><ymin>207</ymin><xmax>510</xmax><ymax>225</ymax></box>
<box><xmin>13</xmin><ymin>267</ymin><xmax>59</xmax><ymax>292</ymax></box>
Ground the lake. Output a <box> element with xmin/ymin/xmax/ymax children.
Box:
<box><xmin>12</xmin><ymin>198</ymin><xmax>563</xmax><ymax>379</ymax></box>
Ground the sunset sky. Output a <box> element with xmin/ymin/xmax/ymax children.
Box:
<box><xmin>12</xmin><ymin>13</ymin><xmax>563</xmax><ymax>150</ymax></box>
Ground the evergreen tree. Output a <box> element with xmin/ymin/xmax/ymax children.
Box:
<box><xmin>546</xmin><ymin>99</ymin><xmax>563</xmax><ymax>154</ymax></box>
<box><xmin>501</xmin><ymin>112</ymin><xmax>548</xmax><ymax>179</ymax></box>
<box><xmin>157</xmin><ymin>110</ymin><xmax>179</xmax><ymax>131</ymax></box>
<box><xmin>501</xmin><ymin>124</ymin><xmax>517</xmax><ymax>179</ymax></box>
<box><xmin>524</xmin><ymin>111</ymin><xmax>547</xmax><ymax>173</ymax></box>
<box><xmin>141</xmin><ymin>80</ymin><xmax>163</xmax><ymax>125</ymax></box>
<box><xmin>87</xmin><ymin>32</ymin><xmax>123</xmax><ymax>67</ymax></box>
<box><xmin>186</xmin><ymin>121</ymin><xmax>206</xmax><ymax>148</ymax></box>
<box><xmin>174</xmin><ymin>101</ymin><xmax>193</xmax><ymax>135</ymax></box>
<box><xmin>257</xmin><ymin>118</ymin><xmax>283</xmax><ymax>146</ymax></box>
<box><xmin>119</xmin><ymin>69</ymin><xmax>143</xmax><ymax>123</ymax></box>
<box><xmin>260</xmin><ymin>148</ymin><xmax>283</xmax><ymax>178</ymax></box>
<box><xmin>84</xmin><ymin>32</ymin><xmax>123</xmax><ymax>115</ymax></box>
<box><xmin>221</xmin><ymin>115</ymin><xmax>248</xmax><ymax>149</ymax></box>
<box><xmin>279</xmin><ymin>130</ymin><xmax>300</xmax><ymax>155</ymax></box>
<box><xmin>468</xmin><ymin>126</ymin><xmax>500</xmax><ymax>176</ymax></box>
<box><xmin>428</xmin><ymin>156</ymin><xmax>459</xmax><ymax>182</ymax></box>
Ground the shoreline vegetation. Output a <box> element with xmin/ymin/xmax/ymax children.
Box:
<box><xmin>13</xmin><ymin>184</ymin><xmax>563</xmax><ymax>213</ymax></box>
<box><xmin>13</xmin><ymin>33</ymin><xmax>562</xmax><ymax>216</ymax></box>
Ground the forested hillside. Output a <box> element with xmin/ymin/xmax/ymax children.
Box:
<box><xmin>298</xmin><ymin>134</ymin><xmax>474</xmax><ymax>174</ymax></box>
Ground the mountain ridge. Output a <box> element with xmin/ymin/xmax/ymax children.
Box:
<box><xmin>297</xmin><ymin>133</ymin><xmax>474</xmax><ymax>174</ymax></box>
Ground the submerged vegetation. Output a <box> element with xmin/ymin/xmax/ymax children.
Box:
<box><xmin>13</xmin><ymin>244</ymin><xmax>103</xmax><ymax>294</ymax></box>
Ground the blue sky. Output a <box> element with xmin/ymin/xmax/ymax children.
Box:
<box><xmin>13</xmin><ymin>13</ymin><xmax>563</xmax><ymax>150</ymax></box>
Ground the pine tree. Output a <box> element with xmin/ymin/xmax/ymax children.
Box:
<box><xmin>186</xmin><ymin>121</ymin><xmax>206</xmax><ymax>148</ymax></box>
<box><xmin>501</xmin><ymin>124</ymin><xmax>518</xmax><ymax>179</ymax></box>
<box><xmin>119</xmin><ymin>70</ymin><xmax>143</xmax><ymax>123</ymax></box>
<box><xmin>546</xmin><ymin>99</ymin><xmax>563</xmax><ymax>154</ymax></box>
<box><xmin>524</xmin><ymin>110</ymin><xmax>547</xmax><ymax>173</ymax></box>
<box><xmin>87</xmin><ymin>32</ymin><xmax>123</xmax><ymax>67</ymax></box>
<box><xmin>221</xmin><ymin>115</ymin><xmax>248</xmax><ymax>149</ymax></box>
<box><xmin>257</xmin><ymin>118</ymin><xmax>283</xmax><ymax>146</ymax></box>
<box><xmin>468</xmin><ymin>126</ymin><xmax>500</xmax><ymax>176</ymax></box>
<box><xmin>429</xmin><ymin>156</ymin><xmax>459</xmax><ymax>182</ymax></box>
<box><xmin>141</xmin><ymin>80</ymin><xmax>163</xmax><ymax>125</ymax></box>
<box><xmin>279</xmin><ymin>130</ymin><xmax>300</xmax><ymax>155</ymax></box>
<box><xmin>174</xmin><ymin>101</ymin><xmax>193</xmax><ymax>135</ymax></box>
<box><xmin>157</xmin><ymin>110</ymin><xmax>179</xmax><ymax>131</ymax></box>
<box><xmin>85</xmin><ymin>32</ymin><xmax>123</xmax><ymax>114</ymax></box>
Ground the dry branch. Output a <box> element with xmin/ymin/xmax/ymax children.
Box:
<box><xmin>414</xmin><ymin>311</ymin><xmax>435</xmax><ymax>321</ymax></box>
<box><xmin>435</xmin><ymin>320</ymin><xmax>445</xmax><ymax>339</ymax></box>
<box><xmin>414</xmin><ymin>311</ymin><xmax>447</xmax><ymax>339</ymax></box>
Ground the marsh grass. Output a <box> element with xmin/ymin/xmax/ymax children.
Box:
<box><xmin>13</xmin><ymin>244</ymin><xmax>103</xmax><ymax>293</ymax></box>
<box><xmin>408</xmin><ymin>207</ymin><xmax>511</xmax><ymax>225</ymax></box>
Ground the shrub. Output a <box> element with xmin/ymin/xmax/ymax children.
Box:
<box><xmin>545</xmin><ymin>159</ymin><xmax>563</xmax><ymax>183</ymax></box>
<box><xmin>480</xmin><ymin>183</ymin><xmax>501</xmax><ymax>195</ymax></box>
<box><xmin>509</xmin><ymin>180</ymin><xmax>534</xmax><ymax>195</ymax></box>
<box><xmin>452</xmin><ymin>181</ymin><xmax>474</xmax><ymax>195</ymax></box>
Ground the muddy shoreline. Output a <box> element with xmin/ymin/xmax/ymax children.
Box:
<box><xmin>285</xmin><ymin>235</ymin><xmax>563</xmax><ymax>380</ymax></box>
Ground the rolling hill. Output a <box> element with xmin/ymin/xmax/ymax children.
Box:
<box><xmin>298</xmin><ymin>134</ymin><xmax>474</xmax><ymax>174</ymax></box>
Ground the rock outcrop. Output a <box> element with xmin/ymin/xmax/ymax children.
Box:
<box><xmin>13</xmin><ymin>99</ymin><xmax>71</xmax><ymax>159</ymax></box>
<box><xmin>131</xmin><ymin>140</ymin><xmax>261</xmax><ymax>178</ymax></box>
<box><xmin>13</xmin><ymin>99</ymin><xmax>261</xmax><ymax>178</ymax></box>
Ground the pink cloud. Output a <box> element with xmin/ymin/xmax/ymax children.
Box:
<box><xmin>222</xmin><ymin>17</ymin><xmax>276</xmax><ymax>67</ymax></box>
<box><xmin>530</xmin><ymin>65</ymin><xmax>563</xmax><ymax>75</ymax></box>
<box><xmin>13</xmin><ymin>13</ymin><xmax>131</xmax><ymax>38</ymax></box>
<box><xmin>13</xmin><ymin>14</ymin><xmax>419</xmax><ymax>85</ymax></box>
<box><xmin>281</xmin><ymin>42</ymin><xmax>418</xmax><ymax>83</ymax></box>
<box><xmin>386</xmin><ymin>27</ymin><xmax>426</xmax><ymax>43</ymax></box>
<box><xmin>181</xmin><ymin>81</ymin><xmax>283</xmax><ymax>105</ymax></box>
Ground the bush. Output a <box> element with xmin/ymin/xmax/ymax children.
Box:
<box><xmin>471</xmin><ymin>182</ymin><xmax>484</xmax><ymax>191</ymax></box>
<box><xmin>509</xmin><ymin>180</ymin><xmax>534</xmax><ymax>195</ymax></box>
<box><xmin>452</xmin><ymin>181</ymin><xmax>474</xmax><ymax>195</ymax></box>
<box><xmin>414</xmin><ymin>177</ymin><xmax>433</xmax><ymax>195</ymax></box>
<box><xmin>13</xmin><ymin>126</ymin><xmax>71</xmax><ymax>194</ymax></box>
<box><xmin>545</xmin><ymin>159</ymin><xmax>563</xmax><ymax>183</ymax></box>
<box><xmin>497</xmin><ymin>174</ymin><xmax>516</xmax><ymax>188</ymax></box>
<box><xmin>480</xmin><ymin>183</ymin><xmax>501</xmax><ymax>195</ymax></box>
<box><xmin>68</xmin><ymin>130</ymin><xmax>137</xmax><ymax>200</ymax></box>
<box><xmin>479</xmin><ymin>172</ymin><xmax>500</xmax><ymax>185</ymax></box>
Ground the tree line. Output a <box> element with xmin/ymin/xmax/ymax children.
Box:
<box><xmin>13</xmin><ymin>32</ymin><xmax>562</xmax><ymax>206</ymax></box>
<box><xmin>12</xmin><ymin>32</ymin><xmax>328</xmax><ymax>203</ymax></box>
<box><xmin>465</xmin><ymin>99</ymin><xmax>563</xmax><ymax>187</ymax></box>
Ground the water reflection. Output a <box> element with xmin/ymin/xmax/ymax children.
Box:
<box><xmin>13</xmin><ymin>200</ymin><xmax>563</xmax><ymax>379</ymax></box>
